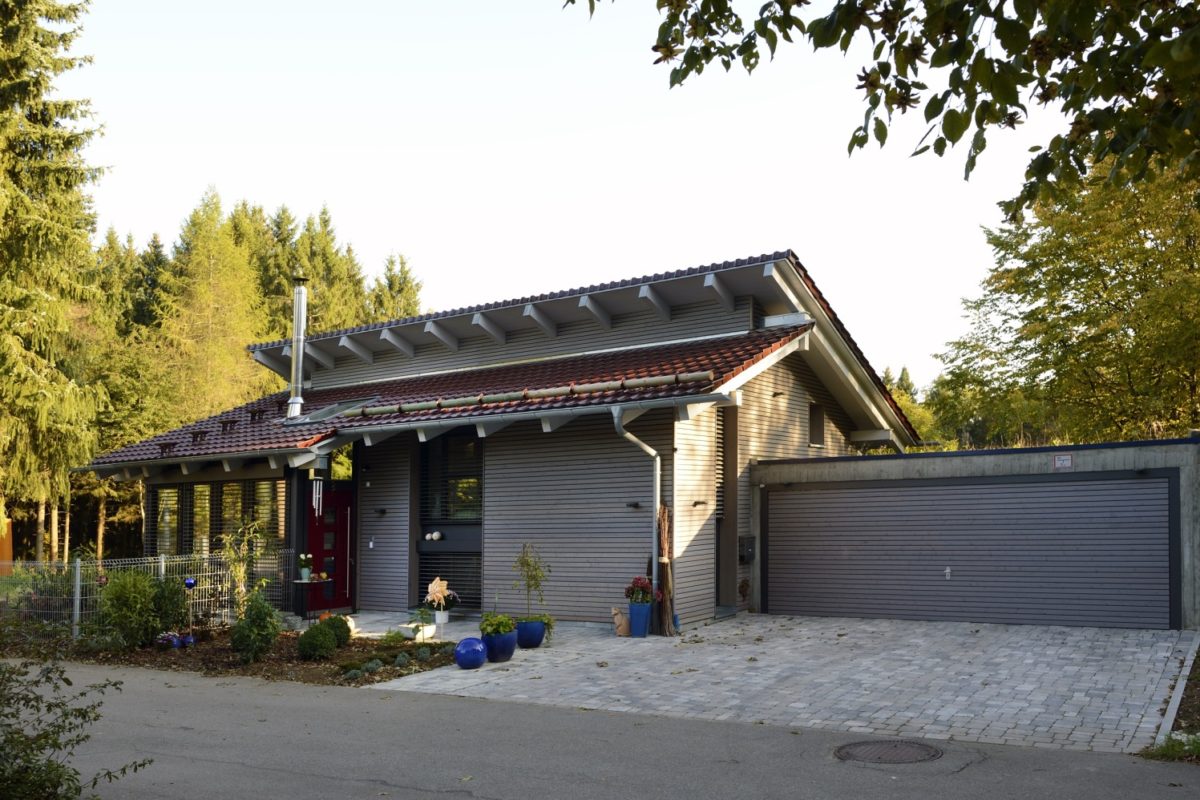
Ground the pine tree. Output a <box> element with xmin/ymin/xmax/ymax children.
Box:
<box><xmin>0</xmin><ymin>0</ymin><xmax>104</xmax><ymax>537</ymax></box>
<box><xmin>295</xmin><ymin>207</ymin><xmax>369</xmax><ymax>332</ymax></box>
<box><xmin>367</xmin><ymin>254</ymin><xmax>422</xmax><ymax>322</ymax></box>
<box><xmin>127</xmin><ymin>233</ymin><xmax>171</xmax><ymax>329</ymax></box>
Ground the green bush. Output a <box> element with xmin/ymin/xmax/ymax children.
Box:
<box><xmin>297</xmin><ymin>623</ymin><xmax>337</xmax><ymax>661</ymax></box>
<box><xmin>392</xmin><ymin>653</ymin><xmax>410</xmax><ymax>668</ymax></box>
<box><xmin>154</xmin><ymin>577</ymin><xmax>189</xmax><ymax>633</ymax></box>
<box><xmin>230</xmin><ymin>591</ymin><xmax>280</xmax><ymax>664</ymax></box>
<box><xmin>479</xmin><ymin>612</ymin><xmax>515</xmax><ymax>636</ymax></box>
<box><xmin>441</xmin><ymin>643</ymin><xmax>456</xmax><ymax>656</ymax></box>
<box><xmin>415</xmin><ymin>646</ymin><xmax>431</xmax><ymax>662</ymax></box>
<box><xmin>362</xmin><ymin>658</ymin><xmax>383</xmax><ymax>674</ymax></box>
<box><xmin>320</xmin><ymin>615</ymin><xmax>351</xmax><ymax>647</ymax></box>
<box><xmin>99</xmin><ymin>571</ymin><xmax>160</xmax><ymax>649</ymax></box>
<box><xmin>343</xmin><ymin>669</ymin><xmax>363</xmax><ymax>681</ymax></box>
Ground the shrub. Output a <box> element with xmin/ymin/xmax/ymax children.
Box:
<box><xmin>343</xmin><ymin>669</ymin><xmax>363</xmax><ymax>681</ymax></box>
<box><xmin>415</xmin><ymin>646</ymin><xmax>431</xmax><ymax>662</ymax></box>
<box><xmin>479</xmin><ymin>612</ymin><xmax>515</xmax><ymax>636</ymax></box>
<box><xmin>340</xmin><ymin>661</ymin><xmax>363</xmax><ymax>674</ymax></box>
<box><xmin>393</xmin><ymin>653</ymin><xmax>410</xmax><ymax>668</ymax></box>
<box><xmin>230</xmin><ymin>591</ymin><xmax>280</xmax><ymax>664</ymax></box>
<box><xmin>154</xmin><ymin>577</ymin><xmax>189</xmax><ymax>633</ymax></box>
<box><xmin>362</xmin><ymin>658</ymin><xmax>383</xmax><ymax>674</ymax></box>
<box><xmin>440</xmin><ymin>643</ymin><xmax>456</xmax><ymax>656</ymax></box>
<box><xmin>99</xmin><ymin>571</ymin><xmax>159</xmax><ymax>649</ymax></box>
<box><xmin>320</xmin><ymin>615</ymin><xmax>351</xmax><ymax>647</ymax></box>
<box><xmin>297</xmin><ymin>623</ymin><xmax>337</xmax><ymax>661</ymax></box>
<box><xmin>378</xmin><ymin>629</ymin><xmax>410</xmax><ymax>647</ymax></box>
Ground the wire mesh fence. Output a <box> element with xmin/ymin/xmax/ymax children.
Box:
<box><xmin>0</xmin><ymin>549</ymin><xmax>295</xmax><ymax>635</ymax></box>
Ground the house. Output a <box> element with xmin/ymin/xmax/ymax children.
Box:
<box><xmin>89</xmin><ymin>250</ymin><xmax>1199</xmax><ymax>630</ymax></box>
<box><xmin>90</xmin><ymin>251</ymin><xmax>917</xmax><ymax>624</ymax></box>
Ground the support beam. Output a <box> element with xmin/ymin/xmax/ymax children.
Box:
<box><xmin>523</xmin><ymin>303</ymin><xmax>557</xmax><ymax>338</ymax></box>
<box><xmin>252</xmin><ymin>350</ymin><xmax>290</xmax><ymax>378</ymax></box>
<box><xmin>675</xmin><ymin>402</ymin><xmax>716</xmax><ymax>422</ymax></box>
<box><xmin>338</xmin><ymin>335</ymin><xmax>374</xmax><ymax>365</ymax></box>
<box><xmin>471</xmin><ymin>312</ymin><xmax>507</xmax><ymax>344</ymax></box>
<box><xmin>416</xmin><ymin>427</ymin><xmax>448</xmax><ymax>443</ymax></box>
<box><xmin>267</xmin><ymin>455</ymin><xmax>281</xmax><ymax>470</ymax></box>
<box><xmin>288</xmin><ymin>451</ymin><xmax>317</xmax><ymax>468</ymax></box>
<box><xmin>379</xmin><ymin>328</ymin><xmax>415</xmax><ymax>357</ymax></box>
<box><xmin>179</xmin><ymin>462</ymin><xmax>194</xmax><ymax>476</ymax></box>
<box><xmin>703</xmin><ymin>273</ymin><xmax>735</xmax><ymax>312</ymax></box>
<box><xmin>474</xmin><ymin>419</ymin><xmax>513</xmax><ymax>438</ymax></box>
<box><xmin>578</xmin><ymin>294</ymin><xmax>611</xmax><ymax>329</ymax></box>
<box><xmin>540</xmin><ymin>413</ymin><xmax>579</xmax><ymax>433</ymax></box>
<box><xmin>303</xmin><ymin>343</ymin><xmax>335</xmax><ymax>371</ymax></box>
<box><xmin>762</xmin><ymin>261</ymin><xmax>803</xmax><ymax>312</ymax></box>
<box><xmin>638</xmin><ymin>284</ymin><xmax>671</xmax><ymax>321</ymax></box>
<box><xmin>849</xmin><ymin>429</ymin><xmax>904</xmax><ymax>453</ymax></box>
<box><xmin>424</xmin><ymin>320</ymin><xmax>459</xmax><ymax>352</ymax></box>
<box><xmin>362</xmin><ymin>431</ymin><xmax>398</xmax><ymax>447</ymax></box>
<box><xmin>612</xmin><ymin>406</ymin><xmax>646</xmax><ymax>427</ymax></box>
<box><xmin>280</xmin><ymin>345</ymin><xmax>311</xmax><ymax>377</ymax></box>
<box><xmin>221</xmin><ymin>458</ymin><xmax>242</xmax><ymax>473</ymax></box>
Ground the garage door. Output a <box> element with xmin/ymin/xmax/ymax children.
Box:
<box><xmin>764</xmin><ymin>475</ymin><xmax>1175</xmax><ymax>629</ymax></box>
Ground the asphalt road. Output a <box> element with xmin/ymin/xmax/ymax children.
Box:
<box><xmin>64</xmin><ymin>664</ymin><xmax>1195</xmax><ymax>800</ymax></box>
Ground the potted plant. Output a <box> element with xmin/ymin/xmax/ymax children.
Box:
<box><xmin>424</xmin><ymin>576</ymin><xmax>459</xmax><ymax>625</ymax></box>
<box><xmin>479</xmin><ymin>611</ymin><xmax>518</xmax><ymax>662</ymax></box>
<box><xmin>624</xmin><ymin>575</ymin><xmax>660</xmax><ymax>638</ymax></box>
<box><xmin>298</xmin><ymin>553</ymin><xmax>313</xmax><ymax>582</ymax></box>
<box><xmin>395</xmin><ymin>606</ymin><xmax>435</xmax><ymax>642</ymax></box>
<box><xmin>512</xmin><ymin>542</ymin><xmax>554</xmax><ymax>648</ymax></box>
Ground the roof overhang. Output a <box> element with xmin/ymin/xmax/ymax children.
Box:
<box><xmin>247</xmin><ymin>257</ymin><xmax>801</xmax><ymax>379</ymax></box>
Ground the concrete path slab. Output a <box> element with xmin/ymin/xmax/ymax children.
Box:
<box><xmin>368</xmin><ymin>614</ymin><xmax>1189</xmax><ymax>753</ymax></box>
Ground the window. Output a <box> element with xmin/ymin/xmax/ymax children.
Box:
<box><xmin>156</xmin><ymin>487</ymin><xmax>179</xmax><ymax>555</ymax></box>
<box><xmin>809</xmin><ymin>404</ymin><xmax>825</xmax><ymax>447</ymax></box>
<box><xmin>421</xmin><ymin>432</ymin><xmax>482</xmax><ymax>522</ymax></box>
<box><xmin>192</xmin><ymin>484</ymin><xmax>211</xmax><ymax>555</ymax></box>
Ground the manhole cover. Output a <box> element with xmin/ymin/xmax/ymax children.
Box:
<box><xmin>834</xmin><ymin>740</ymin><xmax>943</xmax><ymax>764</ymax></box>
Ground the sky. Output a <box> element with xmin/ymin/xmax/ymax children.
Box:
<box><xmin>59</xmin><ymin>1</ymin><xmax>1065</xmax><ymax>389</ymax></box>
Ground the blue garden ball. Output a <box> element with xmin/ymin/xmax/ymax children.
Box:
<box><xmin>184</xmin><ymin>577</ymin><xmax>196</xmax><ymax>590</ymax></box>
<box><xmin>454</xmin><ymin>638</ymin><xmax>487</xmax><ymax>670</ymax></box>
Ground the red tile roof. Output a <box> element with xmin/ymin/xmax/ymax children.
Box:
<box><xmin>93</xmin><ymin>326</ymin><xmax>811</xmax><ymax>468</ymax></box>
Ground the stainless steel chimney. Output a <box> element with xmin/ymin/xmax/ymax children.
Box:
<box><xmin>287</xmin><ymin>277</ymin><xmax>309</xmax><ymax>419</ymax></box>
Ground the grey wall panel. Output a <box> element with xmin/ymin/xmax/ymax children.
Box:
<box><xmin>766</xmin><ymin>477</ymin><xmax>1172</xmax><ymax>629</ymax></box>
<box><xmin>357</xmin><ymin>434</ymin><xmax>413</xmax><ymax>611</ymax></box>
<box><xmin>311</xmin><ymin>299</ymin><xmax>752</xmax><ymax>390</ymax></box>
<box><xmin>736</xmin><ymin>353</ymin><xmax>858</xmax><ymax>608</ymax></box>
<box><xmin>672</xmin><ymin>408</ymin><xmax>717</xmax><ymax>625</ymax></box>
<box><xmin>482</xmin><ymin>412</ymin><xmax>673</xmax><ymax>623</ymax></box>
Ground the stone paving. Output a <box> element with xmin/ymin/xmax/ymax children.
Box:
<box><xmin>364</xmin><ymin>614</ymin><xmax>1192</xmax><ymax>753</ymax></box>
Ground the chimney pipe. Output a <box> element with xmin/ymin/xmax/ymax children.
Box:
<box><xmin>287</xmin><ymin>277</ymin><xmax>309</xmax><ymax>419</ymax></box>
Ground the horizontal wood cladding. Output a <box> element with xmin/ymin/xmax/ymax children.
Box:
<box><xmin>736</xmin><ymin>353</ymin><xmax>858</xmax><ymax>607</ymax></box>
<box><xmin>311</xmin><ymin>299</ymin><xmax>752</xmax><ymax>389</ymax></box>
<box><xmin>766</xmin><ymin>478</ymin><xmax>1172</xmax><ymax>629</ymax></box>
<box><xmin>482</xmin><ymin>412</ymin><xmax>674</xmax><ymax>623</ymax></box>
<box><xmin>357</xmin><ymin>434</ymin><xmax>414</xmax><ymax>611</ymax></box>
<box><xmin>672</xmin><ymin>408</ymin><xmax>717</xmax><ymax>626</ymax></box>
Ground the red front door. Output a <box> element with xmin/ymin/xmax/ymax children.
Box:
<box><xmin>306</xmin><ymin>485</ymin><xmax>354</xmax><ymax>613</ymax></box>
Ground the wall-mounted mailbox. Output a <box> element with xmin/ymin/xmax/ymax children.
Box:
<box><xmin>738</xmin><ymin>536</ymin><xmax>755</xmax><ymax>565</ymax></box>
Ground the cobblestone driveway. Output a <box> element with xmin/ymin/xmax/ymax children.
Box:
<box><xmin>369</xmin><ymin>615</ymin><xmax>1192</xmax><ymax>753</ymax></box>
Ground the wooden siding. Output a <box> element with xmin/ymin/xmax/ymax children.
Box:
<box><xmin>765</xmin><ymin>477</ymin><xmax>1172</xmax><ymax>629</ymax></box>
<box><xmin>310</xmin><ymin>299</ymin><xmax>753</xmax><ymax>389</ymax></box>
<box><xmin>357</xmin><ymin>433</ymin><xmax>413</xmax><ymax>611</ymax></box>
<box><xmin>736</xmin><ymin>353</ymin><xmax>857</xmax><ymax>608</ymax></box>
<box><xmin>481</xmin><ymin>411</ymin><xmax>674</xmax><ymax>623</ymax></box>
<box><xmin>672</xmin><ymin>408</ymin><xmax>717</xmax><ymax>625</ymax></box>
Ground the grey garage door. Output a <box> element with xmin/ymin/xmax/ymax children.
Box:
<box><xmin>764</xmin><ymin>475</ymin><xmax>1174</xmax><ymax>629</ymax></box>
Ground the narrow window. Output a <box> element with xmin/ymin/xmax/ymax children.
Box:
<box><xmin>809</xmin><ymin>404</ymin><xmax>825</xmax><ymax>447</ymax></box>
<box><xmin>192</xmin><ymin>484</ymin><xmax>211</xmax><ymax>555</ymax></box>
<box><xmin>156</xmin><ymin>487</ymin><xmax>179</xmax><ymax>555</ymax></box>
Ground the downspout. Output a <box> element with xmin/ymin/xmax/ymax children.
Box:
<box><xmin>612</xmin><ymin>407</ymin><xmax>660</xmax><ymax>595</ymax></box>
<box><xmin>287</xmin><ymin>276</ymin><xmax>309</xmax><ymax>419</ymax></box>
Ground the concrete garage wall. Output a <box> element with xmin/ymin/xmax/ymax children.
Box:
<box><xmin>751</xmin><ymin>440</ymin><xmax>1200</xmax><ymax>629</ymax></box>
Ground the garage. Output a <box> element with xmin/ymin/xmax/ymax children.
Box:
<box><xmin>755</xmin><ymin>442</ymin><xmax>1197</xmax><ymax>630</ymax></box>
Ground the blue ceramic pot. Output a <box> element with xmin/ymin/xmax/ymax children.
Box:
<box><xmin>628</xmin><ymin>602</ymin><xmax>652</xmax><ymax>638</ymax></box>
<box><xmin>516</xmin><ymin>620</ymin><xmax>546</xmax><ymax>649</ymax></box>
<box><xmin>482</xmin><ymin>630</ymin><xmax>518</xmax><ymax>662</ymax></box>
<box><xmin>454</xmin><ymin>638</ymin><xmax>487</xmax><ymax>670</ymax></box>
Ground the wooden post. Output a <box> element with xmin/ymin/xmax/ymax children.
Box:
<box><xmin>71</xmin><ymin>558</ymin><xmax>81</xmax><ymax>639</ymax></box>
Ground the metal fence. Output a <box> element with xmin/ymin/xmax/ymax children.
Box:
<box><xmin>0</xmin><ymin>549</ymin><xmax>294</xmax><ymax>636</ymax></box>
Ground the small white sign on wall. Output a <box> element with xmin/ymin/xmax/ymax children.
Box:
<box><xmin>1053</xmin><ymin>454</ymin><xmax>1074</xmax><ymax>471</ymax></box>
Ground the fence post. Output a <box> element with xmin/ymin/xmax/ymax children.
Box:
<box><xmin>159</xmin><ymin>554</ymin><xmax>166</xmax><ymax>580</ymax></box>
<box><xmin>71</xmin><ymin>558</ymin><xmax>82</xmax><ymax>639</ymax></box>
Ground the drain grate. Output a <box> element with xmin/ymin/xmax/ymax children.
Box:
<box><xmin>834</xmin><ymin>740</ymin><xmax>943</xmax><ymax>764</ymax></box>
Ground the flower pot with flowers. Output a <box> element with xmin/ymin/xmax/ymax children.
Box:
<box><xmin>479</xmin><ymin>611</ymin><xmax>518</xmax><ymax>663</ymax></box>
<box><xmin>424</xmin><ymin>577</ymin><xmax>459</xmax><ymax>625</ymax></box>
<box><xmin>298</xmin><ymin>553</ymin><xmax>313</xmax><ymax>582</ymax></box>
<box><xmin>511</xmin><ymin>542</ymin><xmax>554</xmax><ymax>649</ymax></box>
<box><xmin>624</xmin><ymin>576</ymin><xmax>660</xmax><ymax>638</ymax></box>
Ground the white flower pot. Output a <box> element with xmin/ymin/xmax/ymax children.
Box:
<box><xmin>434</xmin><ymin>609</ymin><xmax>450</xmax><ymax>625</ymax></box>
